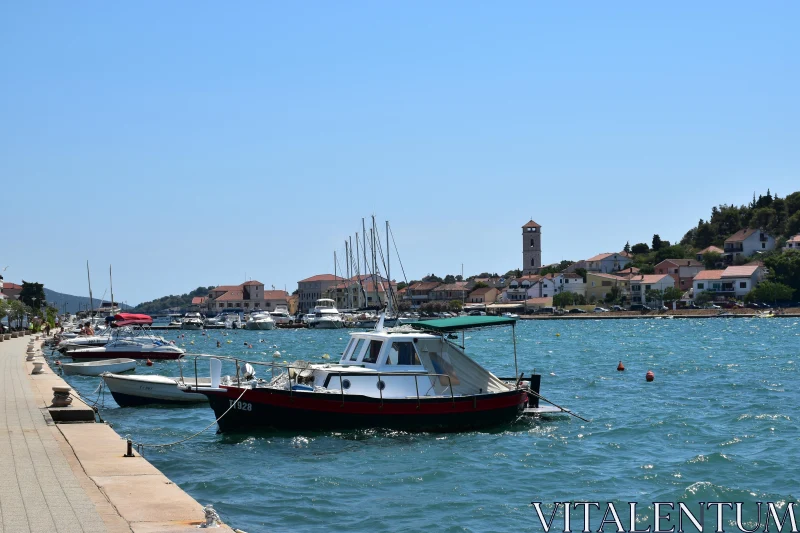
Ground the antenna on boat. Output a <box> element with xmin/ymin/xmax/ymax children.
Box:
<box><xmin>86</xmin><ymin>260</ymin><xmax>94</xmax><ymax>317</ymax></box>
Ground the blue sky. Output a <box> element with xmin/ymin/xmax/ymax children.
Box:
<box><xmin>2</xmin><ymin>2</ymin><xmax>798</xmax><ymax>304</ymax></box>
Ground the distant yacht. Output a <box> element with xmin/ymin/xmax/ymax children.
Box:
<box><xmin>307</xmin><ymin>299</ymin><xmax>344</xmax><ymax>329</ymax></box>
<box><xmin>245</xmin><ymin>311</ymin><xmax>275</xmax><ymax>330</ymax></box>
<box><xmin>269</xmin><ymin>305</ymin><xmax>293</xmax><ymax>325</ymax></box>
<box><xmin>181</xmin><ymin>312</ymin><xmax>204</xmax><ymax>330</ymax></box>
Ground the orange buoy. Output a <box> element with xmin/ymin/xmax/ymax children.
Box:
<box><xmin>146</xmin><ymin>359</ymin><xmax>153</xmax><ymax>367</ymax></box>
<box><xmin>55</xmin><ymin>360</ymin><xmax>61</xmax><ymax>366</ymax></box>
<box><xmin>646</xmin><ymin>370</ymin><xmax>655</xmax><ymax>382</ymax></box>
<box><xmin>617</xmin><ymin>361</ymin><xmax>625</xmax><ymax>371</ymax></box>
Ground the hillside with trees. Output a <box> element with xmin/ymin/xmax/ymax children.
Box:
<box><xmin>131</xmin><ymin>286</ymin><xmax>216</xmax><ymax>314</ymax></box>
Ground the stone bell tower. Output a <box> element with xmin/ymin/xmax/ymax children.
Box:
<box><xmin>522</xmin><ymin>220</ymin><xmax>542</xmax><ymax>275</ymax></box>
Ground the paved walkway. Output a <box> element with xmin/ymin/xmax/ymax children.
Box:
<box><xmin>0</xmin><ymin>335</ymin><xmax>116</xmax><ymax>533</ymax></box>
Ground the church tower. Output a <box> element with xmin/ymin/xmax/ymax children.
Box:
<box><xmin>522</xmin><ymin>220</ymin><xmax>542</xmax><ymax>275</ymax></box>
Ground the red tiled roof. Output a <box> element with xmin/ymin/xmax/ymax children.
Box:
<box><xmin>787</xmin><ymin>234</ymin><xmax>800</xmax><ymax>243</ymax></box>
<box><xmin>298</xmin><ymin>274</ymin><xmax>345</xmax><ymax>283</ymax></box>
<box><xmin>589</xmin><ymin>272</ymin><xmax>629</xmax><ymax>281</ymax></box>
<box><xmin>431</xmin><ymin>283</ymin><xmax>470</xmax><ymax>292</ymax></box>
<box><xmin>725</xmin><ymin>228</ymin><xmax>759</xmax><ymax>243</ymax></box>
<box><xmin>525</xmin><ymin>297</ymin><xmax>553</xmax><ymax>305</ymax></box>
<box><xmin>694</xmin><ymin>270</ymin><xmax>724</xmax><ymax>281</ymax></box>
<box><xmin>699</xmin><ymin>245</ymin><xmax>724</xmax><ymax>254</ymax></box>
<box><xmin>263</xmin><ymin>290</ymin><xmax>289</xmax><ymax>299</ymax></box>
<box><xmin>656</xmin><ymin>259</ymin><xmax>703</xmax><ymax>268</ymax></box>
<box><xmin>242</xmin><ymin>280</ymin><xmax>263</xmax><ymax>286</ymax></box>
<box><xmin>722</xmin><ymin>265</ymin><xmax>760</xmax><ymax>278</ymax></box>
<box><xmin>586</xmin><ymin>253</ymin><xmax>615</xmax><ymax>262</ymax></box>
<box><xmin>191</xmin><ymin>297</ymin><xmax>206</xmax><ymax>305</ymax></box>
<box><xmin>629</xmin><ymin>274</ymin><xmax>672</xmax><ymax>284</ymax></box>
<box><xmin>2</xmin><ymin>282</ymin><xmax>22</xmax><ymax>290</ymax></box>
<box><xmin>562</xmin><ymin>272</ymin><xmax>584</xmax><ymax>279</ymax></box>
<box><xmin>216</xmin><ymin>290</ymin><xmax>244</xmax><ymax>301</ymax></box>
<box><xmin>522</xmin><ymin>220</ymin><xmax>541</xmax><ymax>228</ymax></box>
<box><xmin>616</xmin><ymin>267</ymin><xmax>641</xmax><ymax>275</ymax></box>
<box><xmin>469</xmin><ymin>287</ymin><xmax>495</xmax><ymax>296</ymax></box>
<box><xmin>212</xmin><ymin>285</ymin><xmax>241</xmax><ymax>292</ymax></box>
<box><xmin>409</xmin><ymin>282</ymin><xmax>441</xmax><ymax>291</ymax></box>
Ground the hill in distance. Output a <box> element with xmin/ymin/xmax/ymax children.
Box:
<box><xmin>44</xmin><ymin>288</ymin><xmax>133</xmax><ymax>314</ymax></box>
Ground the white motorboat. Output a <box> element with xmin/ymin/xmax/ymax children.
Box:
<box><xmin>307</xmin><ymin>299</ymin><xmax>344</xmax><ymax>329</ymax></box>
<box><xmin>62</xmin><ymin>358</ymin><xmax>137</xmax><ymax>376</ymax></box>
<box><xmin>69</xmin><ymin>313</ymin><xmax>185</xmax><ymax>361</ymax></box>
<box><xmin>56</xmin><ymin>330</ymin><xmax>114</xmax><ymax>353</ymax></box>
<box><xmin>181</xmin><ymin>313</ymin><xmax>204</xmax><ymax>330</ymax></box>
<box><xmin>269</xmin><ymin>305</ymin><xmax>293</xmax><ymax>325</ymax></box>
<box><xmin>245</xmin><ymin>312</ymin><xmax>275</xmax><ymax>330</ymax></box>
<box><xmin>102</xmin><ymin>373</ymin><xmax>210</xmax><ymax>406</ymax></box>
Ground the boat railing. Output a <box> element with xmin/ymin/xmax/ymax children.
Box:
<box><xmin>180</xmin><ymin>353</ymin><xmax>455</xmax><ymax>405</ymax></box>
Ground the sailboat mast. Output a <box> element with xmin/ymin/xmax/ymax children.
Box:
<box><xmin>109</xmin><ymin>264</ymin><xmax>115</xmax><ymax>312</ymax></box>
<box><xmin>86</xmin><ymin>261</ymin><xmax>94</xmax><ymax>317</ymax></box>
<box><xmin>386</xmin><ymin>220</ymin><xmax>391</xmax><ymax>313</ymax></box>
<box><xmin>371</xmin><ymin>215</ymin><xmax>379</xmax><ymax>309</ymax></box>
<box><xmin>349</xmin><ymin>236</ymin><xmax>354</xmax><ymax>309</ymax></box>
<box><xmin>334</xmin><ymin>250</ymin><xmax>337</xmax><ymax>307</ymax></box>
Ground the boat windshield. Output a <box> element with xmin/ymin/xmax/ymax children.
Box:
<box><xmin>348</xmin><ymin>338</ymin><xmax>367</xmax><ymax>361</ymax></box>
<box><xmin>385</xmin><ymin>341</ymin><xmax>421</xmax><ymax>366</ymax></box>
<box><xmin>362</xmin><ymin>340</ymin><xmax>383</xmax><ymax>364</ymax></box>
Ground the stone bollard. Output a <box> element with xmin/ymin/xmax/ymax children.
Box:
<box><xmin>26</xmin><ymin>352</ymin><xmax>36</xmax><ymax>361</ymax></box>
<box><xmin>51</xmin><ymin>386</ymin><xmax>72</xmax><ymax>407</ymax></box>
<box><xmin>32</xmin><ymin>361</ymin><xmax>45</xmax><ymax>374</ymax></box>
<box><xmin>27</xmin><ymin>344</ymin><xmax>35</xmax><ymax>354</ymax></box>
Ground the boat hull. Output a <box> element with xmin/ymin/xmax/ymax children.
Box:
<box><xmin>103</xmin><ymin>374</ymin><xmax>208</xmax><ymax>406</ymax></box>
<box><xmin>195</xmin><ymin>386</ymin><xmax>527</xmax><ymax>433</ymax></box>
<box><xmin>181</xmin><ymin>323</ymin><xmax>203</xmax><ymax>330</ymax></box>
<box><xmin>245</xmin><ymin>322</ymin><xmax>275</xmax><ymax>330</ymax></box>
<box><xmin>62</xmin><ymin>358</ymin><xmax>137</xmax><ymax>376</ymax></box>
<box><xmin>308</xmin><ymin>320</ymin><xmax>344</xmax><ymax>329</ymax></box>
<box><xmin>70</xmin><ymin>350</ymin><xmax>183</xmax><ymax>361</ymax></box>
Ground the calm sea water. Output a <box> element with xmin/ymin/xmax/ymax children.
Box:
<box><xmin>57</xmin><ymin>318</ymin><xmax>800</xmax><ymax>533</ymax></box>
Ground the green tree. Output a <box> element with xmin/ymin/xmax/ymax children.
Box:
<box><xmin>472</xmin><ymin>281</ymin><xmax>489</xmax><ymax>290</ymax></box>
<box><xmin>694</xmin><ymin>290</ymin><xmax>714</xmax><ymax>306</ymax></box>
<box><xmin>702</xmin><ymin>251</ymin><xmax>723</xmax><ymax>270</ymax></box>
<box><xmin>604</xmin><ymin>285</ymin><xmax>622</xmax><ymax>304</ymax></box>
<box><xmin>624</xmin><ymin>241</ymin><xmax>631</xmax><ymax>253</ymax></box>
<box><xmin>631</xmin><ymin>243</ymin><xmax>650</xmax><ymax>254</ymax></box>
<box><xmin>45</xmin><ymin>305</ymin><xmax>58</xmax><ymax>329</ymax></box>
<box><xmin>645</xmin><ymin>288</ymin><xmax>664</xmax><ymax>306</ymax></box>
<box><xmin>745</xmin><ymin>281</ymin><xmax>795</xmax><ymax>304</ymax></box>
<box><xmin>448</xmin><ymin>300</ymin><xmax>463</xmax><ymax>312</ymax></box>
<box><xmin>396</xmin><ymin>282</ymin><xmax>408</xmax><ymax>291</ymax></box>
<box><xmin>553</xmin><ymin>292</ymin><xmax>575</xmax><ymax>307</ymax></box>
<box><xmin>19</xmin><ymin>281</ymin><xmax>46</xmax><ymax>310</ymax></box>
<box><xmin>785</xmin><ymin>191</ymin><xmax>800</xmax><ymax>216</ymax></box>
<box><xmin>786</xmin><ymin>212</ymin><xmax>800</xmax><ymax>237</ymax></box>
<box><xmin>574</xmin><ymin>268</ymin><xmax>587</xmax><ymax>283</ymax></box>
<box><xmin>652</xmin><ymin>234</ymin><xmax>663</xmax><ymax>251</ymax></box>
<box><xmin>655</xmin><ymin>244</ymin><xmax>690</xmax><ymax>264</ymax></box>
<box><xmin>763</xmin><ymin>250</ymin><xmax>800</xmax><ymax>293</ymax></box>
<box><xmin>443</xmin><ymin>275</ymin><xmax>456</xmax><ymax>284</ymax></box>
<box><xmin>662</xmin><ymin>286</ymin><xmax>684</xmax><ymax>306</ymax></box>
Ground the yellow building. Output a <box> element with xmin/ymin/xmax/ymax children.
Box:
<box><xmin>586</xmin><ymin>272</ymin><xmax>630</xmax><ymax>303</ymax></box>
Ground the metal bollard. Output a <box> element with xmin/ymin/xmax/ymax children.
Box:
<box><xmin>124</xmin><ymin>438</ymin><xmax>134</xmax><ymax>457</ymax></box>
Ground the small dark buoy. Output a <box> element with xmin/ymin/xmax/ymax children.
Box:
<box><xmin>617</xmin><ymin>361</ymin><xmax>625</xmax><ymax>371</ymax></box>
<box><xmin>146</xmin><ymin>359</ymin><xmax>153</xmax><ymax>367</ymax></box>
<box><xmin>646</xmin><ymin>370</ymin><xmax>654</xmax><ymax>382</ymax></box>
<box><xmin>55</xmin><ymin>360</ymin><xmax>61</xmax><ymax>366</ymax></box>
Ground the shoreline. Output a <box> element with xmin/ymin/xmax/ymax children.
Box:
<box><xmin>2</xmin><ymin>334</ymin><xmax>239</xmax><ymax>533</ymax></box>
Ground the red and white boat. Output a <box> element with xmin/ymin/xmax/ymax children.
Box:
<box><xmin>69</xmin><ymin>313</ymin><xmax>185</xmax><ymax>361</ymax></box>
<box><xmin>185</xmin><ymin>315</ymin><xmax>538</xmax><ymax>433</ymax></box>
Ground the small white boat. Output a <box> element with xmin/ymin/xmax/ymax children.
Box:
<box><xmin>269</xmin><ymin>305</ymin><xmax>293</xmax><ymax>325</ymax></box>
<box><xmin>181</xmin><ymin>313</ymin><xmax>204</xmax><ymax>330</ymax></box>
<box><xmin>62</xmin><ymin>358</ymin><xmax>137</xmax><ymax>376</ymax></box>
<box><xmin>101</xmin><ymin>373</ymin><xmax>211</xmax><ymax>406</ymax></box>
<box><xmin>245</xmin><ymin>312</ymin><xmax>275</xmax><ymax>330</ymax></box>
<box><xmin>307</xmin><ymin>299</ymin><xmax>344</xmax><ymax>329</ymax></box>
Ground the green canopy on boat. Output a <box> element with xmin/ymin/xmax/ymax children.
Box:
<box><xmin>407</xmin><ymin>315</ymin><xmax>517</xmax><ymax>333</ymax></box>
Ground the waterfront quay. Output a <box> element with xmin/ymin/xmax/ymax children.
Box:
<box><xmin>0</xmin><ymin>335</ymin><xmax>237</xmax><ymax>533</ymax></box>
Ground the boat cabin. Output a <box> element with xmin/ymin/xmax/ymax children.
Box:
<box><xmin>300</xmin><ymin>328</ymin><xmax>509</xmax><ymax>399</ymax></box>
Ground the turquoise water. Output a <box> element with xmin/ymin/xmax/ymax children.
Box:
<box><xmin>57</xmin><ymin>319</ymin><xmax>800</xmax><ymax>533</ymax></box>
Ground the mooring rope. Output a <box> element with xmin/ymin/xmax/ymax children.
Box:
<box><xmin>134</xmin><ymin>386</ymin><xmax>249</xmax><ymax>451</ymax></box>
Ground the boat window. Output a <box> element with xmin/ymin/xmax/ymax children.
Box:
<box><xmin>348</xmin><ymin>338</ymin><xmax>367</xmax><ymax>361</ymax></box>
<box><xmin>362</xmin><ymin>340</ymin><xmax>383</xmax><ymax>364</ymax></box>
<box><xmin>390</xmin><ymin>342</ymin><xmax>421</xmax><ymax>365</ymax></box>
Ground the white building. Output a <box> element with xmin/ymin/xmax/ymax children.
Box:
<box><xmin>584</xmin><ymin>253</ymin><xmax>632</xmax><ymax>274</ymax></box>
<box><xmin>628</xmin><ymin>274</ymin><xmax>675</xmax><ymax>304</ymax></box>
<box><xmin>784</xmin><ymin>234</ymin><xmax>800</xmax><ymax>251</ymax></box>
<box><xmin>723</xmin><ymin>229</ymin><xmax>775</xmax><ymax>263</ymax></box>
<box><xmin>692</xmin><ymin>265</ymin><xmax>764</xmax><ymax>301</ymax></box>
